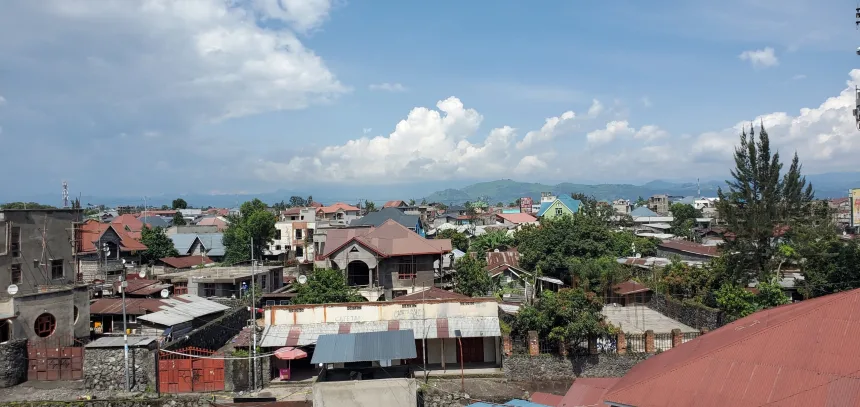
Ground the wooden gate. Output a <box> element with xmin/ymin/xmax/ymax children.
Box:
<box><xmin>457</xmin><ymin>337</ymin><xmax>485</xmax><ymax>364</ymax></box>
<box><xmin>158</xmin><ymin>347</ymin><xmax>225</xmax><ymax>393</ymax></box>
<box><xmin>27</xmin><ymin>337</ymin><xmax>84</xmax><ymax>381</ymax></box>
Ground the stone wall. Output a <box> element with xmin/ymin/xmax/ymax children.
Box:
<box><xmin>0</xmin><ymin>339</ymin><xmax>27</xmax><ymax>388</ymax></box>
<box><xmin>226</xmin><ymin>355</ymin><xmax>270</xmax><ymax>392</ymax></box>
<box><xmin>209</xmin><ymin>297</ymin><xmax>247</xmax><ymax>308</ymax></box>
<box><xmin>0</xmin><ymin>396</ymin><xmax>209</xmax><ymax>407</ymax></box>
<box><xmin>648</xmin><ymin>293</ymin><xmax>723</xmax><ymax>330</ymax></box>
<box><xmin>503</xmin><ymin>353</ymin><xmax>651</xmax><ymax>381</ymax></box>
<box><xmin>163</xmin><ymin>306</ymin><xmax>249</xmax><ymax>351</ymax></box>
<box><xmin>84</xmin><ymin>348</ymin><xmax>157</xmax><ymax>392</ymax></box>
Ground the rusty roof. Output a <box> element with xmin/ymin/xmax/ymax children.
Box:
<box><xmin>559</xmin><ymin>378</ymin><xmax>620</xmax><ymax>407</ymax></box>
<box><xmin>323</xmin><ymin>220</ymin><xmax>451</xmax><ymax>257</ymax></box>
<box><xmin>282</xmin><ymin>207</ymin><xmax>303</xmax><ymax>215</ymax></box>
<box><xmin>383</xmin><ymin>200</ymin><xmax>406</xmax><ymax>208</ymax></box>
<box><xmin>78</xmin><ymin>219</ymin><xmax>148</xmax><ymax>253</ymax></box>
<box><xmin>486</xmin><ymin>249</ymin><xmax>521</xmax><ymax>270</ymax></box>
<box><xmin>612</xmin><ymin>281</ymin><xmax>651</xmax><ymax>296</ymax></box>
<box><xmin>604</xmin><ymin>288</ymin><xmax>860</xmax><ymax>407</ymax></box>
<box><xmin>113</xmin><ymin>278</ymin><xmax>158</xmax><ymax>294</ymax></box>
<box><xmin>658</xmin><ymin>240</ymin><xmax>719</xmax><ymax>257</ymax></box>
<box><xmin>393</xmin><ymin>287</ymin><xmax>470</xmax><ymax>301</ymax></box>
<box><xmin>319</xmin><ymin>202</ymin><xmax>360</xmax><ymax>213</ymax></box>
<box><xmin>159</xmin><ymin>255</ymin><xmax>214</xmax><ymax>269</ymax></box>
<box><xmin>90</xmin><ymin>298</ymin><xmax>168</xmax><ymax>315</ymax></box>
<box><xmin>496</xmin><ymin>212</ymin><xmax>538</xmax><ymax>224</ymax></box>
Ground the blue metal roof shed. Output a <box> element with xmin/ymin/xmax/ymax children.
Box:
<box><xmin>466</xmin><ymin>399</ymin><xmax>553</xmax><ymax>407</ymax></box>
<box><xmin>311</xmin><ymin>330</ymin><xmax>417</xmax><ymax>365</ymax></box>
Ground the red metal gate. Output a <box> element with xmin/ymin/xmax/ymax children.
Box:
<box><xmin>158</xmin><ymin>347</ymin><xmax>225</xmax><ymax>393</ymax></box>
<box><xmin>27</xmin><ymin>337</ymin><xmax>84</xmax><ymax>381</ymax></box>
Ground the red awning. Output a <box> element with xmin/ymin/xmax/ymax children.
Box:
<box><xmin>274</xmin><ymin>347</ymin><xmax>307</xmax><ymax>360</ymax></box>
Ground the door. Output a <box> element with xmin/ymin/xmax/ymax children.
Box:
<box><xmin>406</xmin><ymin>339</ymin><xmax>423</xmax><ymax>365</ymax></box>
<box><xmin>456</xmin><ymin>337</ymin><xmax>484</xmax><ymax>364</ymax></box>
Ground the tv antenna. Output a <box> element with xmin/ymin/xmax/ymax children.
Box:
<box><xmin>62</xmin><ymin>181</ymin><xmax>69</xmax><ymax>208</ymax></box>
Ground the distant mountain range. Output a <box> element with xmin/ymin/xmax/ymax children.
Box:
<box><xmin>3</xmin><ymin>172</ymin><xmax>859</xmax><ymax>208</ymax></box>
<box><xmin>420</xmin><ymin>172</ymin><xmax>860</xmax><ymax>205</ymax></box>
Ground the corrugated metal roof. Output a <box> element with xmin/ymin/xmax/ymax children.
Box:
<box><xmin>604</xmin><ymin>288</ymin><xmax>860</xmax><ymax>407</ymax></box>
<box><xmin>530</xmin><ymin>392</ymin><xmax>563</xmax><ymax>407</ymax></box>
<box><xmin>311</xmin><ymin>330</ymin><xmax>416</xmax><ymax>364</ymax></box>
<box><xmin>467</xmin><ymin>400</ymin><xmax>553</xmax><ymax>407</ymax></box>
<box><xmin>630</xmin><ymin>207</ymin><xmax>660</xmax><ymax>217</ymax></box>
<box><xmin>260</xmin><ymin>316</ymin><xmax>500</xmax><ymax>347</ymax></box>
<box><xmin>536</xmin><ymin>276</ymin><xmax>563</xmax><ymax>285</ymax></box>
<box><xmin>558</xmin><ymin>378</ymin><xmax>620</xmax><ymax>407</ymax></box>
<box><xmin>658</xmin><ymin>239</ymin><xmax>719</xmax><ymax>257</ymax></box>
<box><xmin>136</xmin><ymin>295</ymin><xmax>229</xmax><ymax>327</ymax></box>
<box><xmin>85</xmin><ymin>336</ymin><xmax>158</xmax><ymax>348</ymax></box>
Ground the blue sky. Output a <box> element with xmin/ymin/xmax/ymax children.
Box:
<box><xmin>0</xmin><ymin>0</ymin><xmax>857</xmax><ymax>199</ymax></box>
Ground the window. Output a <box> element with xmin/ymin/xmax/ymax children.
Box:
<box><xmin>261</xmin><ymin>276</ymin><xmax>267</xmax><ymax>290</ymax></box>
<box><xmin>274</xmin><ymin>229</ymin><xmax>281</xmax><ymax>240</ymax></box>
<box><xmin>174</xmin><ymin>282</ymin><xmax>188</xmax><ymax>295</ymax></box>
<box><xmin>275</xmin><ymin>245</ymin><xmax>281</xmax><ymax>251</ymax></box>
<box><xmin>295</xmin><ymin>229</ymin><xmax>303</xmax><ymax>239</ymax></box>
<box><xmin>555</xmin><ymin>207</ymin><xmax>563</xmax><ymax>215</ymax></box>
<box><xmin>10</xmin><ymin>264</ymin><xmax>21</xmax><ymax>285</ymax></box>
<box><xmin>50</xmin><ymin>259</ymin><xmax>64</xmax><ymax>280</ymax></box>
<box><xmin>296</xmin><ymin>246</ymin><xmax>304</xmax><ymax>257</ymax></box>
<box><xmin>398</xmin><ymin>263</ymin><xmax>416</xmax><ymax>280</ymax></box>
<box><xmin>34</xmin><ymin>313</ymin><xmax>56</xmax><ymax>337</ymax></box>
<box><xmin>10</xmin><ymin>227</ymin><xmax>20</xmax><ymax>257</ymax></box>
<box><xmin>0</xmin><ymin>321</ymin><xmax>9</xmax><ymax>343</ymax></box>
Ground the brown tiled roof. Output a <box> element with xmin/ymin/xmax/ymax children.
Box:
<box><xmin>159</xmin><ymin>255</ymin><xmax>214</xmax><ymax>269</ymax></box>
<box><xmin>137</xmin><ymin>210</ymin><xmax>178</xmax><ymax>217</ymax></box>
<box><xmin>604</xmin><ymin>288</ymin><xmax>860</xmax><ymax>407</ymax></box>
<box><xmin>111</xmin><ymin>214</ymin><xmax>144</xmax><ymax>239</ymax></box>
<box><xmin>90</xmin><ymin>298</ymin><xmax>168</xmax><ymax>315</ymax></box>
<box><xmin>612</xmin><ymin>281</ymin><xmax>651</xmax><ymax>296</ymax></box>
<box><xmin>319</xmin><ymin>202</ymin><xmax>360</xmax><ymax>214</ymax></box>
<box><xmin>282</xmin><ymin>207</ymin><xmax>303</xmax><ymax>215</ymax></box>
<box><xmin>383</xmin><ymin>200</ymin><xmax>405</xmax><ymax>208</ymax></box>
<box><xmin>393</xmin><ymin>287</ymin><xmax>470</xmax><ymax>301</ymax></box>
<box><xmin>559</xmin><ymin>378</ymin><xmax>620</xmax><ymax>407</ymax></box>
<box><xmin>658</xmin><ymin>240</ymin><xmax>719</xmax><ymax>257</ymax></box>
<box><xmin>310</xmin><ymin>202</ymin><xmax>323</xmax><ymax>208</ymax></box>
<box><xmin>78</xmin><ymin>219</ymin><xmax>148</xmax><ymax>253</ymax></box>
<box><xmin>323</xmin><ymin>220</ymin><xmax>452</xmax><ymax>258</ymax></box>
<box><xmin>496</xmin><ymin>212</ymin><xmax>538</xmax><ymax>224</ymax></box>
<box><xmin>831</xmin><ymin>197</ymin><xmax>850</xmax><ymax>205</ymax></box>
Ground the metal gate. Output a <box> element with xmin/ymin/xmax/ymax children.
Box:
<box><xmin>158</xmin><ymin>347</ymin><xmax>225</xmax><ymax>393</ymax></box>
<box><xmin>27</xmin><ymin>337</ymin><xmax>84</xmax><ymax>381</ymax></box>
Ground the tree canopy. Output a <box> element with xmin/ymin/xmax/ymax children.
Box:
<box><xmin>140</xmin><ymin>226</ymin><xmax>179</xmax><ymax>263</ymax></box>
<box><xmin>453</xmin><ymin>254</ymin><xmax>496</xmax><ymax>297</ymax></box>
<box><xmin>222</xmin><ymin>199</ymin><xmax>276</xmax><ymax>263</ymax></box>
<box><xmin>511</xmin><ymin>288</ymin><xmax>610</xmax><ymax>343</ymax></box>
<box><xmin>0</xmin><ymin>202</ymin><xmax>56</xmax><ymax>209</ymax></box>
<box><xmin>171</xmin><ymin>198</ymin><xmax>188</xmax><ymax>210</ymax></box>
<box><xmin>436</xmin><ymin>229</ymin><xmax>468</xmax><ymax>252</ymax></box>
<box><xmin>363</xmin><ymin>200</ymin><xmax>377</xmax><ymax>213</ymax></box>
<box><xmin>293</xmin><ymin>268</ymin><xmax>365</xmax><ymax>304</ymax></box>
<box><xmin>172</xmin><ymin>212</ymin><xmax>187</xmax><ymax>226</ymax></box>
<box><xmin>470</xmin><ymin>229</ymin><xmax>513</xmax><ymax>254</ymax></box>
<box><xmin>669</xmin><ymin>203</ymin><xmax>701</xmax><ymax>239</ymax></box>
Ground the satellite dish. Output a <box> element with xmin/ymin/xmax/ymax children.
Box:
<box><xmin>7</xmin><ymin>284</ymin><xmax>18</xmax><ymax>295</ymax></box>
<box><xmin>297</xmin><ymin>275</ymin><xmax>307</xmax><ymax>285</ymax></box>
<box><xmin>160</xmin><ymin>289</ymin><xmax>169</xmax><ymax>298</ymax></box>
<box><xmin>122</xmin><ymin>258</ymin><xmax>126</xmax><ymax>265</ymax></box>
<box><xmin>138</xmin><ymin>269</ymin><xmax>146</xmax><ymax>278</ymax></box>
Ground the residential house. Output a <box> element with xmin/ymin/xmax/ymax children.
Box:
<box><xmin>270</xmin><ymin>217</ymin><xmax>315</xmax><ymax>264</ymax></box>
<box><xmin>260</xmin><ymin>297</ymin><xmax>503</xmax><ymax>375</ymax></box>
<box><xmin>167</xmin><ymin>233</ymin><xmax>225</xmax><ymax>262</ymax></box>
<box><xmin>110</xmin><ymin>214</ymin><xmax>145</xmax><ymax>240</ymax></box>
<box><xmin>157</xmin><ymin>265</ymin><xmax>283</xmax><ymax>298</ymax></box>
<box><xmin>601</xmin><ymin>288</ymin><xmax>860</xmax><ymax>407</ymax></box>
<box><xmin>351</xmin><ymin>207</ymin><xmax>425</xmax><ymax>237</ymax></box>
<box><xmin>486</xmin><ymin>249</ymin><xmax>562</xmax><ymax>303</ymax></box>
<box><xmin>383</xmin><ymin>200</ymin><xmax>407</xmax><ymax>209</ymax></box>
<box><xmin>194</xmin><ymin>215</ymin><xmax>229</xmax><ymax>231</ymax></box>
<box><xmin>646</xmin><ymin>194</ymin><xmax>670</xmax><ymax>215</ymax></box>
<box><xmin>165</xmin><ymin>225</ymin><xmax>219</xmax><ymax>236</ymax></box>
<box><xmin>318</xmin><ymin>220</ymin><xmax>452</xmax><ymax>301</ymax></box>
<box><xmin>0</xmin><ymin>209</ymin><xmax>91</xmax><ymax>344</ymax></box>
<box><xmin>612</xmin><ymin>199</ymin><xmax>633</xmax><ymax>215</ymax></box>
<box><xmin>112</xmin><ymin>278</ymin><xmax>172</xmax><ymax>298</ymax></box>
<box><xmin>157</xmin><ymin>255</ymin><xmax>214</xmax><ymax>271</ymax></box>
<box><xmin>89</xmin><ymin>294</ymin><xmax>228</xmax><ymax>338</ymax></box>
<box><xmin>607</xmin><ymin>281</ymin><xmax>652</xmax><ymax>306</ymax></box>
<box><xmin>138</xmin><ymin>215</ymin><xmax>171</xmax><ymax>228</ymax></box>
<box><xmin>536</xmin><ymin>195</ymin><xmax>582</xmax><ymax>219</ymax></box>
<box><xmin>830</xmin><ymin>197</ymin><xmax>851</xmax><ymax>227</ymax></box>
<box><xmin>317</xmin><ymin>202</ymin><xmax>361</xmax><ymax>223</ymax></box>
<box><xmin>656</xmin><ymin>240</ymin><xmax>719</xmax><ymax>262</ymax></box>
<box><xmin>76</xmin><ymin>219</ymin><xmax>147</xmax><ymax>285</ymax></box>
<box><xmin>495</xmin><ymin>212</ymin><xmax>538</xmax><ymax>227</ymax></box>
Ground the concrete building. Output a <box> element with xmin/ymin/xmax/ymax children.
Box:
<box><xmin>0</xmin><ymin>209</ymin><xmax>90</xmax><ymax>344</ymax></box>
<box><xmin>612</xmin><ymin>199</ymin><xmax>633</xmax><ymax>215</ymax></box>
<box><xmin>317</xmin><ymin>203</ymin><xmax>361</xmax><ymax>223</ymax></box>
<box><xmin>317</xmin><ymin>220</ymin><xmax>452</xmax><ymax>301</ymax></box>
<box><xmin>647</xmin><ymin>194</ymin><xmax>670</xmax><ymax>215</ymax></box>
<box><xmin>270</xmin><ymin>208</ymin><xmax>316</xmax><ymax>264</ymax></box>
<box><xmin>157</xmin><ymin>265</ymin><xmax>283</xmax><ymax>298</ymax></box>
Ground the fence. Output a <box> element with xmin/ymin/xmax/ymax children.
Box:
<box><xmin>653</xmin><ymin>333</ymin><xmax>673</xmax><ymax>351</ymax></box>
<box><xmin>626</xmin><ymin>333</ymin><xmax>646</xmax><ymax>353</ymax></box>
<box><xmin>511</xmin><ymin>336</ymin><xmax>530</xmax><ymax>355</ymax></box>
<box><xmin>505</xmin><ymin>328</ymin><xmax>707</xmax><ymax>358</ymax></box>
<box><xmin>682</xmin><ymin>331</ymin><xmax>701</xmax><ymax>343</ymax></box>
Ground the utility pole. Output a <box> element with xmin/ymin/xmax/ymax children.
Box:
<box><xmin>120</xmin><ymin>252</ymin><xmax>130</xmax><ymax>390</ymax></box>
<box><xmin>250</xmin><ymin>237</ymin><xmax>257</xmax><ymax>391</ymax></box>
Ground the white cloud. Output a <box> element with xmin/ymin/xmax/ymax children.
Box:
<box><xmin>369</xmin><ymin>83</ymin><xmax>408</xmax><ymax>92</ymax></box>
<box><xmin>634</xmin><ymin>125</ymin><xmax>669</xmax><ymax>141</ymax></box>
<box><xmin>0</xmin><ymin>1</ymin><xmax>345</xmax><ymax>124</ymax></box>
<box><xmin>793</xmin><ymin>74</ymin><xmax>807</xmax><ymax>80</ymax></box>
<box><xmin>517</xmin><ymin>111</ymin><xmax>576</xmax><ymax>149</ymax></box>
<box><xmin>739</xmin><ymin>47</ymin><xmax>779</xmax><ymax>69</ymax></box>
<box><xmin>248</xmin><ymin>0</ymin><xmax>333</xmax><ymax>33</ymax></box>
<box><xmin>514</xmin><ymin>155</ymin><xmax>549</xmax><ymax>173</ymax></box>
<box><xmin>586</xmin><ymin>121</ymin><xmax>634</xmax><ymax>145</ymax></box>
<box><xmin>587</xmin><ymin>99</ymin><xmax>604</xmax><ymax>118</ymax></box>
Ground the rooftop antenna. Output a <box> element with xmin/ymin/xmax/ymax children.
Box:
<box><xmin>697</xmin><ymin>178</ymin><xmax>701</xmax><ymax>198</ymax></box>
<box><xmin>62</xmin><ymin>181</ymin><xmax>69</xmax><ymax>208</ymax></box>
<box><xmin>854</xmin><ymin>5</ymin><xmax>860</xmax><ymax>130</ymax></box>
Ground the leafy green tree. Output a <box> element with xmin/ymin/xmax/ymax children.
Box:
<box><xmin>669</xmin><ymin>203</ymin><xmax>701</xmax><ymax>239</ymax></box>
<box><xmin>453</xmin><ymin>254</ymin><xmax>496</xmax><ymax>297</ymax></box>
<box><xmin>495</xmin><ymin>202</ymin><xmax>504</xmax><ymax>207</ymax></box>
<box><xmin>172</xmin><ymin>212</ymin><xmax>187</xmax><ymax>226</ymax></box>
<box><xmin>794</xmin><ymin>218</ymin><xmax>860</xmax><ymax>298</ymax></box>
<box><xmin>421</xmin><ymin>198</ymin><xmax>428</xmax><ymax>205</ymax></box>
<box><xmin>436</xmin><ymin>229</ymin><xmax>468</xmax><ymax>252</ymax></box>
<box><xmin>293</xmin><ymin>268</ymin><xmax>364</xmax><ymax>304</ymax></box>
<box><xmin>306</xmin><ymin>195</ymin><xmax>314</xmax><ymax>206</ymax></box>
<box><xmin>512</xmin><ymin>289</ymin><xmax>609</xmax><ymax>343</ymax></box>
<box><xmin>408</xmin><ymin>199</ymin><xmax>416</xmax><ymax>206</ymax></box>
<box><xmin>0</xmin><ymin>202</ymin><xmax>56</xmax><ymax>209</ymax></box>
<box><xmin>715</xmin><ymin>283</ymin><xmax>758</xmax><ymax>319</ymax></box>
<box><xmin>223</xmin><ymin>199</ymin><xmax>277</xmax><ymax>263</ymax></box>
<box><xmin>363</xmin><ymin>200</ymin><xmax>377</xmax><ymax>213</ymax></box>
<box><xmin>515</xmin><ymin>214</ymin><xmax>615</xmax><ymax>280</ymax></box>
<box><xmin>717</xmin><ymin>124</ymin><xmax>814</xmax><ymax>284</ymax></box>
<box><xmin>171</xmin><ymin>198</ymin><xmax>188</xmax><ymax>210</ymax></box>
<box><xmin>288</xmin><ymin>196</ymin><xmax>307</xmax><ymax>208</ymax></box>
<box><xmin>470</xmin><ymin>229</ymin><xmax>513</xmax><ymax>254</ymax></box>
<box><xmin>569</xmin><ymin>256</ymin><xmax>629</xmax><ymax>298</ymax></box>
<box><xmin>140</xmin><ymin>226</ymin><xmax>179</xmax><ymax>263</ymax></box>
<box><xmin>571</xmin><ymin>193</ymin><xmax>613</xmax><ymax>225</ymax></box>
<box><xmin>756</xmin><ymin>278</ymin><xmax>790</xmax><ymax>308</ymax></box>
<box><xmin>654</xmin><ymin>258</ymin><xmax>718</xmax><ymax>300</ymax></box>
<box><xmin>635</xmin><ymin>196</ymin><xmax>647</xmax><ymax>207</ymax></box>
<box><xmin>609</xmin><ymin>232</ymin><xmax>658</xmax><ymax>258</ymax></box>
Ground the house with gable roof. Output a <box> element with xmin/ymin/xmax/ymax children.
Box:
<box><xmin>318</xmin><ymin>219</ymin><xmax>452</xmax><ymax>301</ymax></box>
<box><xmin>76</xmin><ymin>219</ymin><xmax>147</xmax><ymax>286</ymax></box>
<box><xmin>317</xmin><ymin>202</ymin><xmax>361</xmax><ymax>223</ymax></box>
<box><xmin>536</xmin><ymin>195</ymin><xmax>582</xmax><ymax>219</ymax></box>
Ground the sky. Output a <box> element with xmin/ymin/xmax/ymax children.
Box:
<box><xmin>0</xmin><ymin>0</ymin><xmax>858</xmax><ymax>198</ymax></box>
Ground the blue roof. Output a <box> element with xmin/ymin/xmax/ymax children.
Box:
<box><xmin>311</xmin><ymin>330</ymin><xmax>416</xmax><ymax>364</ymax></box>
<box><xmin>170</xmin><ymin>233</ymin><xmax>200</xmax><ymax>254</ymax></box>
<box><xmin>141</xmin><ymin>216</ymin><xmax>170</xmax><ymax>228</ymax></box>
<box><xmin>672</xmin><ymin>196</ymin><xmax>696</xmax><ymax>204</ymax></box>
<box><xmin>536</xmin><ymin>196</ymin><xmax>581</xmax><ymax>217</ymax></box>
<box><xmin>467</xmin><ymin>400</ymin><xmax>552</xmax><ymax>407</ymax></box>
<box><xmin>630</xmin><ymin>207</ymin><xmax>660</xmax><ymax>217</ymax></box>
<box><xmin>197</xmin><ymin>233</ymin><xmax>225</xmax><ymax>257</ymax></box>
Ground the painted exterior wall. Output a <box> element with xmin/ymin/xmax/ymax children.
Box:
<box><xmin>265</xmin><ymin>299</ymin><xmax>498</xmax><ymax>326</ymax></box>
<box><xmin>6</xmin><ymin>286</ymin><xmax>90</xmax><ymax>344</ymax></box>
<box><xmin>540</xmin><ymin>200</ymin><xmax>574</xmax><ymax>219</ymax></box>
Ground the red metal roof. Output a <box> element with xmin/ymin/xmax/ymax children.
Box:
<box><xmin>89</xmin><ymin>298</ymin><xmax>168</xmax><ymax>315</ymax></box>
<box><xmin>111</xmin><ymin>214</ymin><xmax>144</xmax><ymax>239</ymax></box>
<box><xmin>393</xmin><ymin>287</ymin><xmax>470</xmax><ymax>301</ymax></box>
<box><xmin>112</xmin><ymin>278</ymin><xmax>158</xmax><ymax>294</ymax></box>
<box><xmin>531</xmin><ymin>391</ymin><xmax>564</xmax><ymax>407</ymax></box>
<box><xmin>559</xmin><ymin>378</ymin><xmax>620</xmax><ymax>407</ymax></box>
<box><xmin>658</xmin><ymin>240</ymin><xmax>719</xmax><ymax>257</ymax></box>
<box><xmin>383</xmin><ymin>200</ymin><xmax>406</xmax><ymax>208</ymax></box>
<box><xmin>613</xmin><ymin>281</ymin><xmax>651</xmax><ymax>296</ymax></box>
<box><xmin>604</xmin><ymin>288</ymin><xmax>860</xmax><ymax>407</ymax></box>
<box><xmin>78</xmin><ymin>219</ymin><xmax>148</xmax><ymax>253</ymax></box>
<box><xmin>159</xmin><ymin>255</ymin><xmax>214</xmax><ymax>269</ymax></box>
<box><xmin>319</xmin><ymin>202</ymin><xmax>360</xmax><ymax>214</ymax></box>
<box><xmin>496</xmin><ymin>212</ymin><xmax>538</xmax><ymax>224</ymax></box>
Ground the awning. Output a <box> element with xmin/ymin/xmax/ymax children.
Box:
<box><xmin>274</xmin><ymin>347</ymin><xmax>307</xmax><ymax>360</ymax></box>
<box><xmin>310</xmin><ymin>330</ymin><xmax>416</xmax><ymax>365</ymax></box>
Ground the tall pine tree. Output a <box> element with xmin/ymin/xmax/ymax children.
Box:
<box><xmin>716</xmin><ymin>123</ymin><xmax>813</xmax><ymax>284</ymax></box>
